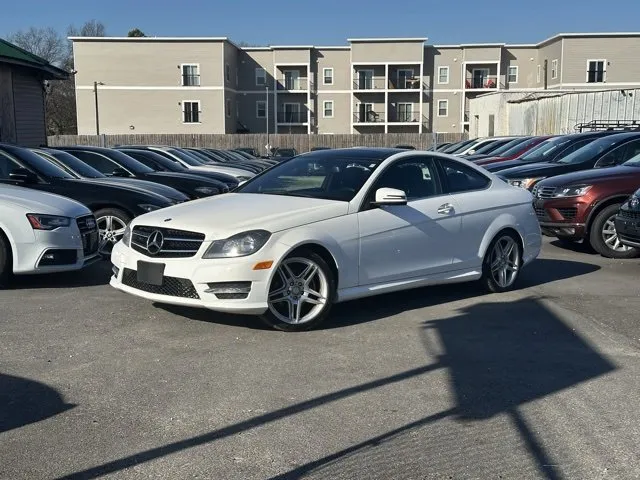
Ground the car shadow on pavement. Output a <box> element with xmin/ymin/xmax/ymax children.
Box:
<box><xmin>54</xmin><ymin>297</ymin><xmax>617</xmax><ymax>480</ymax></box>
<box><xmin>7</xmin><ymin>261</ymin><xmax>112</xmax><ymax>290</ymax></box>
<box><xmin>324</xmin><ymin>257</ymin><xmax>600</xmax><ymax>329</ymax></box>
<box><xmin>0</xmin><ymin>373</ymin><xmax>76</xmax><ymax>434</ymax></box>
<box><xmin>548</xmin><ymin>238</ymin><xmax>597</xmax><ymax>255</ymax></box>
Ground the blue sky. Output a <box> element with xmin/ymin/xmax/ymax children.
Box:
<box><xmin>2</xmin><ymin>0</ymin><xmax>640</xmax><ymax>45</ymax></box>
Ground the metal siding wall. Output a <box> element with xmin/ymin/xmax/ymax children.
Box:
<box><xmin>507</xmin><ymin>89</ymin><xmax>640</xmax><ymax>135</ymax></box>
<box><xmin>13</xmin><ymin>71</ymin><xmax>46</xmax><ymax>147</ymax></box>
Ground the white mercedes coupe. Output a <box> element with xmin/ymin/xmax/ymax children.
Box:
<box><xmin>110</xmin><ymin>148</ymin><xmax>541</xmax><ymax>331</ymax></box>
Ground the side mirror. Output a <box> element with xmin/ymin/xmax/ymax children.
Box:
<box><xmin>111</xmin><ymin>167</ymin><xmax>131</xmax><ymax>177</ymax></box>
<box><xmin>373</xmin><ymin>187</ymin><xmax>407</xmax><ymax>206</ymax></box>
<box><xmin>9</xmin><ymin>168</ymin><xmax>38</xmax><ymax>184</ymax></box>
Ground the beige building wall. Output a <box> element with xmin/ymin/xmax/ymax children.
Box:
<box><xmin>316</xmin><ymin>92</ymin><xmax>350</xmax><ymax>134</ymax></box>
<box><xmin>538</xmin><ymin>39</ymin><xmax>563</xmax><ymax>87</ymax></box>
<box><xmin>503</xmin><ymin>47</ymin><xmax>538</xmax><ymax>88</ymax></box>
<box><xmin>561</xmin><ymin>37</ymin><xmax>640</xmax><ymax>85</ymax></box>
<box><xmin>315</xmin><ymin>49</ymin><xmax>351</xmax><ymax>91</ymax></box>
<box><xmin>351</xmin><ymin>40</ymin><xmax>424</xmax><ymax>63</ymax></box>
<box><xmin>431</xmin><ymin>91</ymin><xmax>461</xmax><ymax>133</ymax></box>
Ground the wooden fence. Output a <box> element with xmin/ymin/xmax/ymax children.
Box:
<box><xmin>47</xmin><ymin>133</ymin><xmax>467</xmax><ymax>152</ymax></box>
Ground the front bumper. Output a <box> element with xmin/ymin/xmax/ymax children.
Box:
<box><xmin>615</xmin><ymin>215</ymin><xmax>640</xmax><ymax>248</ymax></box>
<box><xmin>534</xmin><ymin>198</ymin><xmax>588</xmax><ymax>240</ymax></box>
<box><xmin>110</xmin><ymin>241</ymin><xmax>277</xmax><ymax>314</ymax></box>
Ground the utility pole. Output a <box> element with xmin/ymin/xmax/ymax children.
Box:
<box><xmin>93</xmin><ymin>81</ymin><xmax>104</xmax><ymax>135</ymax></box>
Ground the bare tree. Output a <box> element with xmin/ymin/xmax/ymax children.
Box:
<box><xmin>7</xmin><ymin>20</ymin><xmax>107</xmax><ymax>135</ymax></box>
<box><xmin>6</xmin><ymin>27</ymin><xmax>66</xmax><ymax>66</ymax></box>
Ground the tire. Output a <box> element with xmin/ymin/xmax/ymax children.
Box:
<box><xmin>480</xmin><ymin>231</ymin><xmax>522</xmax><ymax>293</ymax></box>
<box><xmin>259</xmin><ymin>249</ymin><xmax>336</xmax><ymax>332</ymax></box>
<box><xmin>94</xmin><ymin>208</ymin><xmax>132</xmax><ymax>257</ymax></box>
<box><xmin>0</xmin><ymin>233</ymin><xmax>11</xmax><ymax>287</ymax></box>
<box><xmin>589</xmin><ymin>204</ymin><xmax>640</xmax><ymax>259</ymax></box>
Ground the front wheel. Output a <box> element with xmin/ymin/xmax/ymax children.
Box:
<box><xmin>480</xmin><ymin>232</ymin><xmax>522</xmax><ymax>293</ymax></box>
<box><xmin>259</xmin><ymin>250</ymin><xmax>336</xmax><ymax>331</ymax></box>
<box><xmin>95</xmin><ymin>208</ymin><xmax>132</xmax><ymax>257</ymax></box>
<box><xmin>589</xmin><ymin>204</ymin><xmax>640</xmax><ymax>259</ymax></box>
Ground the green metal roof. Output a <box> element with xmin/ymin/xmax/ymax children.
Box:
<box><xmin>0</xmin><ymin>38</ymin><xmax>69</xmax><ymax>79</ymax></box>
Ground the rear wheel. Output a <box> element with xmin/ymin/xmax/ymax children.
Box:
<box><xmin>480</xmin><ymin>232</ymin><xmax>522</xmax><ymax>293</ymax></box>
<box><xmin>259</xmin><ymin>250</ymin><xmax>336</xmax><ymax>331</ymax></box>
<box><xmin>589</xmin><ymin>204</ymin><xmax>639</xmax><ymax>259</ymax></box>
<box><xmin>0</xmin><ymin>233</ymin><xmax>11</xmax><ymax>287</ymax></box>
<box><xmin>95</xmin><ymin>208</ymin><xmax>131</xmax><ymax>256</ymax></box>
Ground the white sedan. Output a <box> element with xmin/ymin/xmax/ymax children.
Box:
<box><xmin>110</xmin><ymin>148</ymin><xmax>541</xmax><ymax>331</ymax></box>
<box><xmin>0</xmin><ymin>184</ymin><xmax>100</xmax><ymax>285</ymax></box>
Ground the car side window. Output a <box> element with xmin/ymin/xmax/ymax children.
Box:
<box><xmin>372</xmin><ymin>156</ymin><xmax>442</xmax><ymax>201</ymax></box>
<box><xmin>599</xmin><ymin>139</ymin><xmax>640</xmax><ymax>166</ymax></box>
<box><xmin>0</xmin><ymin>152</ymin><xmax>21</xmax><ymax>179</ymax></box>
<box><xmin>127</xmin><ymin>152</ymin><xmax>157</xmax><ymax>169</ymax></box>
<box><xmin>438</xmin><ymin>159</ymin><xmax>490</xmax><ymax>193</ymax></box>
<box><xmin>70</xmin><ymin>151</ymin><xmax>120</xmax><ymax>175</ymax></box>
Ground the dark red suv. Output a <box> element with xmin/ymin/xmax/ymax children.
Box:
<box><xmin>532</xmin><ymin>162</ymin><xmax>640</xmax><ymax>259</ymax></box>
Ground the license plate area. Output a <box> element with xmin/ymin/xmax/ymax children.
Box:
<box><xmin>137</xmin><ymin>261</ymin><xmax>165</xmax><ymax>286</ymax></box>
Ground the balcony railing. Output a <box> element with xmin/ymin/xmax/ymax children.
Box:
<box><xmin>388</xmin><ymin>113</ymin><xmax>421</xmax><ymax>123</ymax></box>
<box><xmin>388</xmin><ymin>78</ymin><xmax>423</xmax><ymax>90</ymax></box>
<box><xmin>277</xmin><ymin>111</ymin><xmax>309</xmax><ymax>124</ymax></box>
<box><xmin>353</xmin><ymin>78</ymin><xmax>386</xmax><ymax>90</ymax></box>
<box><xmin>353</xmin><ymin>111</ymin><xmax>384</xmax><ymax>123</ymax></box>
<box><xmin>276</xmin><ymin>78</ymin><xmax>310</xmax><ymax>91</ymax></box>
<box><xmin>464</xmin><ymin>75</ymin><xmax>499</xmax><ymax>89</ymax></box>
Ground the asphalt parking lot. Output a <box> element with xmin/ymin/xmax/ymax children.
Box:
<box><xmin>1</xmin><ymin>237</ymin><xmax>639</xmax><ymax>480</ymax></box>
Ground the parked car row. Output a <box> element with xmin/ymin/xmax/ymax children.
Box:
<box><xmin>442</xmin><ymin>130</ymin><xmax>640</xmax><ymax>259</ymax></box>
<box><xmin>0</xmin><ymin>144</ymin><xmax>272</xmax><ymax>284</ymax></box>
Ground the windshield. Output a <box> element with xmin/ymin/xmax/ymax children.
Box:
<box><xmin>450</xmin><ymin>139</ymin><xmax>482</xmax><ymax>154</ymax></box>
<box><xmin>42</xmin><ymin>150</ymin><xmax>105</xmax><ymax>178</ymax></box>
<box><xmin>473</xmin><ymin>139</ymin><xmax>515</xmax><ymax>155</ymax></box>
<box><xmin>124</xmin><ymin>150</ymin><xmax>188</xmax><ymax>171</ymax></box>
<box><xmin>498</xmin><ymin>137</ymin><xmax>543</xmax><ymax>157</ymax></box>
<box><xmin>0</xmin><ymin>145</ymin><xmax>74</xmax><ymax>179</ymax></box>
<box><xmin>485</xmin><ymin>137</ymin><xmax>530</xmax><ymax>156</ymax></box>
<box><xmin>167</xmin><ymin>148</ymin><xmax>204</xmax><ymax>166</ymax></box>
<box><xmin>555</xmin><ymin>136</ymin><xmax>624</xmax><ymax>165</ymax></box>
<box><xmin>519</xmin><ymin>136</ymin><xmax>573</xmax><ymax>161</ymax></box>
<box><xmin>237</xmin><ymin>152</ymin><xmax>383</xmax><ymax>201</ymax></box>
<box><xmin>441</xmin><ymin>140</ymin><xmax>473</xmax><ymax>153</ymax></box>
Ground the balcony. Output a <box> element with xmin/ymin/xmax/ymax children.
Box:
<box><xmin>277</xmin><ymin>78</ymin><xmax>310</xmax><ymax>92</ymax></box>
<box><xmin>388</xmin><ymin>77</ymin><xmax>423</xmax><ymax>90</ymax></box>
<box><xmin>464</xmin><ymin>74</ymin><xmax>500</xmax><ymax>90</ymax></box>
<box><xmin>353</xmin><ymin>110</ymin><xmax>384</xmax><ymax>124</ymax></box>
<box><xmin>277</xmin><ymin>111</ymin><xmax>309</xmax><ymax>124</ymax></box>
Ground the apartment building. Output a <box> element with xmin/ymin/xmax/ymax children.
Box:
<box><xmin>71</xmin><ymin>32</ymin><xmax>640</xmax><ymax>136</ymax></box>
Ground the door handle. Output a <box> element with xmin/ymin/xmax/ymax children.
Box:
<box><xmin>437</xmin><ymin>203</ymin><xmax>455</xmax><ymax>215</ymax></box>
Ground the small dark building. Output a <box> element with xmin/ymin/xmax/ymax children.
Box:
<box><xmin>0</xmin><ymin>38</ymin><xmax>68</xmax><ymax>146</ymax></box>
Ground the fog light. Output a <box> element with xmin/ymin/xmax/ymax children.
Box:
<box><xmin>38</xmin><ymin>249</ymin><xmax>77</xmax><ymax>266</ymax></box>
<box><xmin>205</xmin><ymin>281</ymin><xmax>252</xmax><ymax>299</ymax></box>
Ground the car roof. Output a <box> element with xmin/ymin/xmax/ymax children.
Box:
<box><xmin>303</xmin><ymin>147</ymin><xmax>403</xmax><ymax>159</ymax></box>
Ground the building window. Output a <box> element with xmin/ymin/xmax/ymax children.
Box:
<box><xmin>537</xmin><ymin>65</ymin><xmax>541</xmax><ymax>83</ymax></box>
<box><xmin>256</xmin><ymin>100</ymin><xmax>266</xmax><ymax>118</ymax></box>
<box><xmin>508</xmin><ymin>66</ymin><xmax>518</xmax><ymax>84</ymax></box>
<box><xmin>183</xmin><ymin>101</ymin><xmax>200</xmax><ymax>123</ymax></box>
<box><xmin>551</xmin><ymin>59</ymin><xmax>558</xmax><ymax>79</ymax></box>
<box><xmin>181</xmin><ymin>64</ymin><xmax>200</xmax><ymax>86</ymax></box>
<box><xmin>323</xmin><ymin>100</ymin><xmax>334</xmax><ymax>118</ymax></box>
<box><xmin>226</xmin><ymin>99</ymin><xmax>231</xmax><ymax>117</ymax></box>
<box><xmin>225</xmin><ymin>64</ymin><xmax>230</xmax><ymax>82</ymax></box>
<box><xmin>323</xmin><ymin>68</ymin><xmax>334</xmax><ymax>85</ymax></box>
<box><xmin>438</xmin><ymin>66</ymin><xmax>449</xmax><ymax>84</ymax></box>
<box><xmin>255</xmin><ymin>68</ymin><xmax>266</xmax><ymax>86</ymax></box>
<box><xmin>397</xmin><ymin>103</ymin><xmax>413</xmax><ymax>122</ymax></box>
<box><xmin>587</xmin><ymin>60</ymin><xmax>606</xmax><ymax>83</ymax></box>
<box><xmin>437</xmin><ymin>100</ymin><xmax>448</xmax><ymax>117</ymax></box>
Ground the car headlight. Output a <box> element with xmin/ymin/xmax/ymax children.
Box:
<box><xmin>508</xmin><ymin>177</ymin><xmax>545</xmax><ymax>189</ymax></box>
<box><xmin>138</xmin><ymin>204</ymin><xmax>162</xmax><ymax>212</ymax></box>
<box><xmin>121</xmin><ymin>224</ymin><xmax>131</xmax><ymax>247</ymax></box>
<box><xmin>552</xmin><ymin>185</ymin><xmax>592</xmax><ymax>198</ymax></box>
<box><xmin>26</xmin><ymin>214</ymin><xmax>71</xmax><ymax>230</ymax></box>
<box><xmin>194</xmin><ymin>186</ymin><xmax>220</xmax><ymax>195</ymax></box>
<box><xmin>202</xmin><ymin>230</ymin><xmax>271</xmax><ymax>258</ymax></box>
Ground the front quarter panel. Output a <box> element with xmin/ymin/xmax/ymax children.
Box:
<box><xmin>272</xmin><ymin>213</ymin><xmax>360</xmax><ymax>291</ymax></box>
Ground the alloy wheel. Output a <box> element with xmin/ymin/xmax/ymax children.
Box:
<box><xmin>97</xmin><ymin>215</ymin><xmax>128</xmax><ymax>254</ymax></box>
<box><xmin>601</xmin><ymin>215</ymin><xmax>633</xmax><ymax>253</ymax></box>
<box><xmin>267</xmin><ymin>257</ymin><xmax>329</xmax><ymax>325</ymax></box>
<box><xmin>490</xmin><ymin>236</ymin><xmax>520</xmax><ymax>289</ymax></box>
